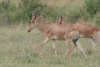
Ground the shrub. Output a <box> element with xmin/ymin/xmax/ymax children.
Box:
<box><xmin>84</xmin><ymin>0</ymin><xmax>100</xmax><ymax>18</ymax></box>
<box><xmin>0</xmin><ymin>0</ymin><xmax>59</xmax><ymax>24</ymax></box>
<box><xmin>66</xmin><ymin>9</ymin><xmax>82</xmax><ymax>23</ymax></box>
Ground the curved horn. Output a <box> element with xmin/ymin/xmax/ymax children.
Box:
<box><xmin>32</xmin><ymin>7</ymin><xmax>40</xmax><ymax>16</ymax></box>
<box><xmin>60</xmin><ymin>15</ymin><xmax>62</xmax><ymax>19</ymax></box>
<box><xmin>58</xmin><ymin>14</ymin><xmax>63</xmax><ymax>20</ymax></box>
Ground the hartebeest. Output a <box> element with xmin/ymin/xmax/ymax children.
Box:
<box><xmin>58</xmin><ymin>16</ymin><xmax>100</xmax><ymax>49</ymax></box>
<box><xmin>27</xmin><ymin>9</ymin><xmax>86</xmax><ymax>59</ymax></box>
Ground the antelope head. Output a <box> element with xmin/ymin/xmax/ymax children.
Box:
<box><xmin>58</xmin><ymin>15</ymin><xmax>63</xmax><ymax>24</ymax></box>
<box><xmin>58</xmin><ymin>15</ymin><xmax>66</xmax><ymax>24</ymax></box>
<box><xmin>27</xmin><ymin>8</ymin><xmax>41</xmax><ymax>32</ymax></box>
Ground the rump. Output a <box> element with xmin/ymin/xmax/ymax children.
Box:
<box><xmin>94</xmin><ymin>31</ymin><xmax>100</xmax><ymax>45</ymax></box>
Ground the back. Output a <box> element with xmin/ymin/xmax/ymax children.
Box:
<box><xmin>74</xmin><ymin>22</ymin><xmax>100</xmax><ymax>37</ymax></box>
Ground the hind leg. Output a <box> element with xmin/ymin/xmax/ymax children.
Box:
<box><xmin>73</xmin><ymin>39</ymin><xmax>86</xmax><ymax>59</ymax></box>
<box><xmin>76</xmin><ymin>44</ymin><xmax>86</xmax><ymax>59</ymax></box>
<box><xmin>66</xmin><ymin>40</ymin><xmax>72</xmax><ymax>57</ymax></box>
<box><xmin>66</xmin><ymin>40</ymin><xmax>76</xmax><ymax>57</ymax></box>
<box><xmin>52</xmin><ymin>39</ymin><xmax>57</xmax><ymax>57</ymax></box>
<box><xmin>93</xmin><ymin>32</ymin><xmax>100</xmax><ymax>47</ymax></box>
<box><xmin>90</xmin><ymin>38</ymin><xmax>97</xmax><ymax>49</ymax></box>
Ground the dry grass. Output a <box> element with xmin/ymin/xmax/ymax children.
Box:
<box><xmin>41</xmin><ymin>0</ymin><xmax>85</xmax><ymax>16</ymax></box>
<box><xmin>41</xmin><ymin>0</ymin><xmax>85</xmax><ymax>8</ymax></box>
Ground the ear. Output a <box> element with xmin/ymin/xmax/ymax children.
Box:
<box><xmin>63</xmin><ymin>18</ymin><xmax>67</xmax><ymax>21</ymax></box>
<box><xmin>62</xmin><ymin>18</ymin><xmax>67</xmax><ymax>23</ymax></box>
<box><xmin>36</xmin><ymin>16</ymin><xmax>41</xmax><ymax>22</ymax></box>
<box><xmin>38</xmin><ymin>16</ymin><xmax>41</xmax><ymax>20</ymax></box>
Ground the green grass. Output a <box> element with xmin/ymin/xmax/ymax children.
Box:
<box><xmin>0</xmin><ymin>26</ymin><xmax>100</xmax><ymax>67</ymax></box>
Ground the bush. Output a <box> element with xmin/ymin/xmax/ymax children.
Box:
<box><xmin>0</xmin><ymin>0</ymin><xmax>59</xmax><ymax>24</ymax></box>
<box><xmin>66</xmin><ymin>9</ymin><xmax>84</xmax><ymax>23</ymax></box>
<box><xmin>84</xmin><ymin>0</ymin><xmax>100</xmax><ymax>18</ymax></box>
<box><xmin>0</xmin><ymin>0</ymin><xmax>46</xmax><ymax>25</ymax></box>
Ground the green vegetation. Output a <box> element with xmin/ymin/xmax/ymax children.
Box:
<box><xmin>84</xmin><ymin>0</ymin><xmax>100</xmax><ymax>18</ymax></box>
<box><xmin>0</xmin><ymin>0</ymin><xmax>100</xmax><ymax>25</ymax></box>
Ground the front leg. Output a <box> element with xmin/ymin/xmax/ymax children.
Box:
<box><xmin>66</xmin><ymin>40</ymin><xmax>72</xmax><ymax>57</ymax></box>
<box><xmin>52</xmin><ymin>39</ymin><xmax>57</xmax><ymax>57</ymax></box>
<box><xmin>40</xmin><ymin>38</ymin><xmax>50</xmax><ymax>58</ymax></box>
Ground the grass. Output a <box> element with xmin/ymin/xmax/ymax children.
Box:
<box><xmin>41</xmin><ymin>0</ymin><xmax>85</xmax><ymax>7</ymax></box>
<box><xmin>0</xmin><ymin>0</ymin><xmax>100</xmax><ymax>67</ymax></box>
<box><xmin>0</xmin><ymin>25</ymin><xmax>100</xmax><ymax>67</ymax></box>
<box><xmin>41</xmin><ymin>0</ymin><xmax>85</xmax><ymax>17</ymax></box>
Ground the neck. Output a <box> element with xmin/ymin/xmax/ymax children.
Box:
<box><xmin>37</xmin><ymin>22</ymin><xmax>48</xmax><ymax>33</ymax></box>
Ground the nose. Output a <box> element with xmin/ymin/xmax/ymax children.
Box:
<box><xmin>27</xmin><ymin>30</ymin><xmax>31</xmax><ymax>32</ymax></box>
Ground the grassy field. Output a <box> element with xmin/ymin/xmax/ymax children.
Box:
<box><xmin>0</xmin><ymin>0</ymin><xmax>100</xmax><ymax>67</ymax></box>
<box><xmin>0</xmin><ymin>25</ymin><xmax>100</xmax><ymax>67</ymax></box>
